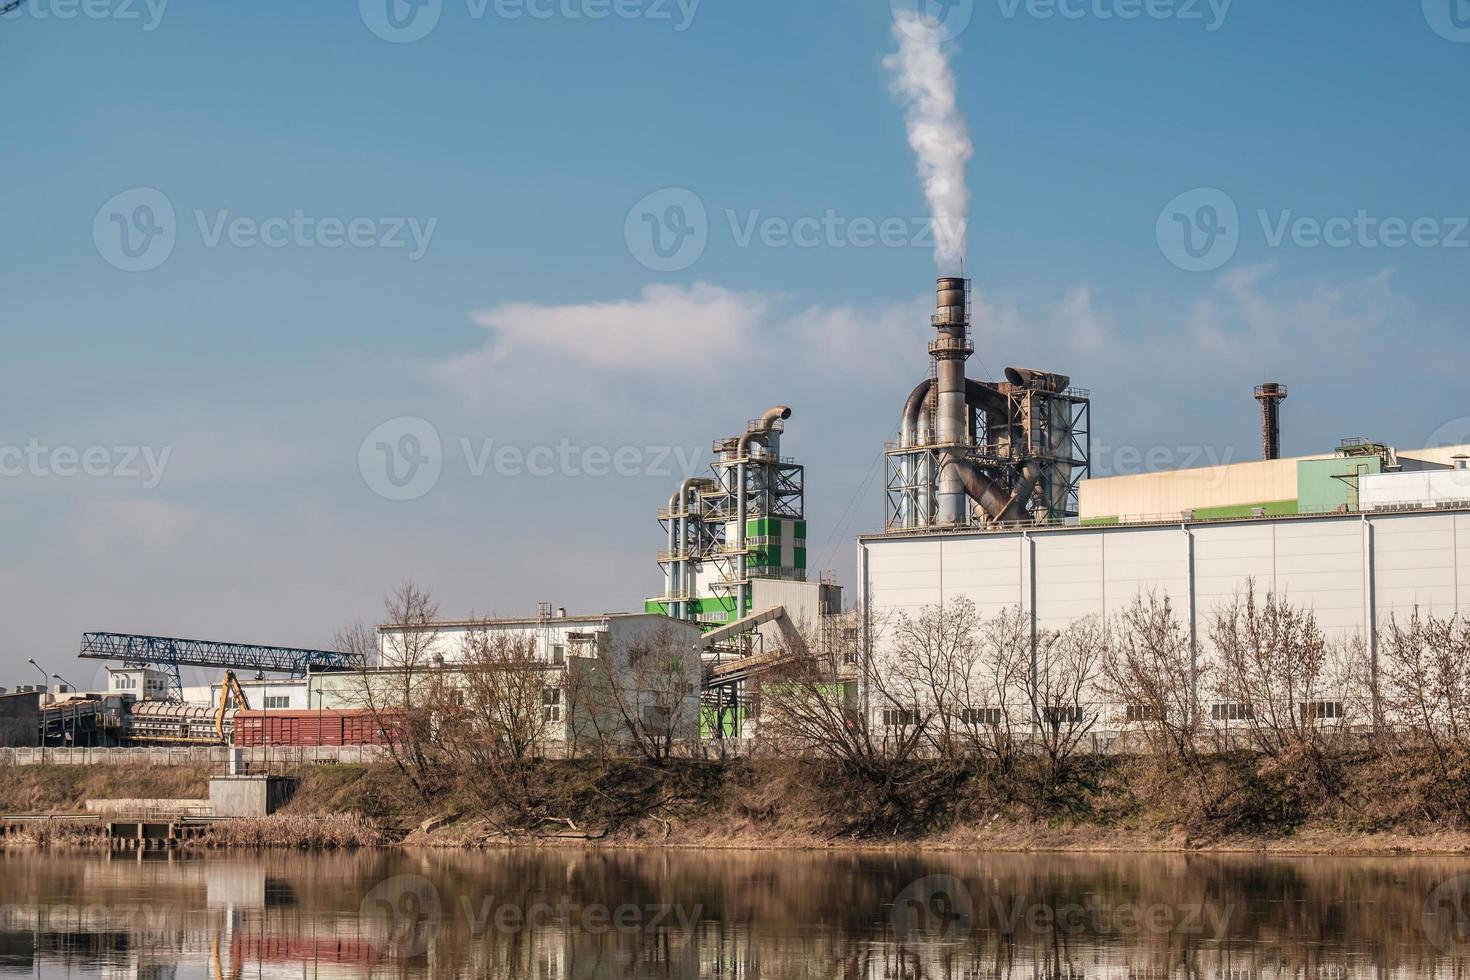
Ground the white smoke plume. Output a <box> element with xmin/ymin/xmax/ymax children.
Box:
<box><xmin>884</xmin><ymin>10</ymin><xmax>973</xmax><ymax>271</ymax></box>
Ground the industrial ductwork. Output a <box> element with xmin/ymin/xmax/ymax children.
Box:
<box><xmin>1004</xmin><ymin>368</ymin><xmax>1071</xmax><ymax>394</ymax></box>
<box><xmin>884</xmin><ymin>278</ymin><xmax>1092</xmax><ymax>530</ymax></box>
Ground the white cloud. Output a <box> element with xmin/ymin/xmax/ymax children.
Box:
<box><xmin>456</xmin><ymin>282</ymin><xmax>774</xmax><ymax>374</ymax></box>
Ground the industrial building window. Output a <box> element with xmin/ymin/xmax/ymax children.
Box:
<box><xmin>882</xmin><ymin>708</ymin><xmax>918</xmax><ymax>727</ymax></box>
<box><xmin>959</xmin><ymin>707</ymin><xmax>1003</xmax><ymax>726</ymax></box>
<box><xmin>263</xmin><ymin>696</ymin><xmax>290</xmax><ymax>710</ymax></box>
<box><xmin>1300</xmin><ymin>700</ymin><xmax>1344</xmax><ymax>721</ymax></box>
<box><xmin>543</xmin><ymin>687</ymin><xmax>561</xmax><ymax>723</ymax></box>
<box><xmin>1125</xmin><ymin>705</ymin><xmax>1161</xmax><ymax>722</ymax></box>
<box><xmin>551</xmin><ymin>644</ymin><xmax>565</xmax><ymax>665</ymax></box>
<box><xmin>1043</xmin><ymin>705</ymin><xmax>1083</xmax><ymax>725</ymax></box>
<box><xmin>1211</xmin><ymin>702</ymin><xmax>1254</xmax><ymax>722</ymax></box>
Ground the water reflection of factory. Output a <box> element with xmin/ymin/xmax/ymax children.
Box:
<box><xmin>5</xmin><ymin>851</ymin><xmax>1470</xmax><ymax>979</ymax></box>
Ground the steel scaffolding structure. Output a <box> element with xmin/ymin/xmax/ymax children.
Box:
<box><xmin>79</xmin><ymin>632</ymin><xmax>359</xmax><ymax>701</ymax></box>
<box><xmin>885</xmin><ymin>279</ymin><xmax>1092</xmax><ymax>531</ymax></box>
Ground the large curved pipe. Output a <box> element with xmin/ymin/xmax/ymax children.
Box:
<box><xmin>967</xmin><ymin>380</ymin><xmax>1008</xmax><ymax>416</ymax></box>
<box><xmin>941</xmin><ymin>457</ymin><xmax>1031</xmax><ymax>525</ymax></box>
<box><xmin>900</xmin><ymin>380</ymin><xmax>931</xmax><ymax>448</ymax></box>
<box><xmin>907</xmin><ymin>379</ymin><xmax>1007</xmax><ymax>446</ymax></box>
<box><xmin>734</xmin><ymin>406</ymin><xmax>793</xmax><ymax>616</ymax></box>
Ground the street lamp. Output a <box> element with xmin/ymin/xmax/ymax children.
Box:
<box><xmin>26</xmin><ymin>658</ymin><xmax>46</xmax><ymax>694</ymax></box>
<box><xmin>26</xmin><ymin>659</ymin><xmax>46</xmax><ymax>759</ymax></box>
<box><xmin>50</xmin><ymin>672</ymin><xmax>74</xmax><ymax>691</ymax></box>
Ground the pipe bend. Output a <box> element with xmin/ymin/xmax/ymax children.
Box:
<box><xmin>739</xmin><ymin>406</ymin><xmax>793</xmax><ymax>453</ymax></box>
<box><xmin>940</xmin><ymin>456</ymin><xmax>1031</xmax><ymax>524</ymax></box>
<box><xmin>900</xmin><ymin>380</ymin><xmax>933</xmax><ymax>445</ymax></box>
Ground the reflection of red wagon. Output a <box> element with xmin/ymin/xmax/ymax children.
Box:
<box><xmin>233</xmin><ymin>709</ymin><xmax>394</xmax><ymax>747</ymax></box>
<box><xmin>231</xmin><ymin>932</ymin><xmax>383</xmax><ymax>967</ymax></box>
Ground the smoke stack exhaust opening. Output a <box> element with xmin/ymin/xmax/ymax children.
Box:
<box><xmin>1255</xmin><ymin>382</ymin><xmax>1289</xmax><ymax>461</ymax></box>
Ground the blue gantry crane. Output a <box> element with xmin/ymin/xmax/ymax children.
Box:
<box><xmin>79</xmin><ymin>632</ymin><xmax>361</xmax><ymax>701</ymax></box>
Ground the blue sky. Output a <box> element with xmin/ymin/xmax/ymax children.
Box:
<box><xmin>2</xmin><ymin>0</ymin><xmax>1467</xmax><ymax>680</ymax></box>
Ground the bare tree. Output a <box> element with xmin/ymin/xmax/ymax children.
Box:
<box><xmin>880</xmin><ymin>597</ymin><xmax>986</xmax><ymax>758</ymax></box>
<box><xmin>1025</xmin><ymin>617</ymin><xmax>1103</xmax><ymax>812</ymax></box>
<box><xmin>951</xmin><ymin>606</ymin><xmax>1031</xmax><ymax>795</ymax></box>
<box><xmin>1102</xmin><ymin>593</ymin><xmax>1213</xmax><ymax>812</ymax></box>
<box><xmin>338</xmin><ymin>581</ymin><xmax>442</xmax><ymax>802</ymax></box>
<box><xmin>1210</xmin><ymin>583</ymin><xmax>1350</xmax><ymax>760</ymax></box>
<box><xmin>758</xmin><ymin>610</ymin><xmax>902</xmax><ymax>772</ymax></box>
<box><xmin>1378</xmin><ymin>609</ymin><xmax>1470</xmax><ymax>822</ymax></box>
<box><xmin>435</xmin><ymin>628</ymin><xmax>560</xmax><ymax>823</ymax></box>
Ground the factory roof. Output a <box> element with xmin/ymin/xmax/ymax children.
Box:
<box><xmin>377</xmin><ymin>611</ymin><xmax>679</xmax><ymax>632</ymax></box>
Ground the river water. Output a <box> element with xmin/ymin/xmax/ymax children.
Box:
<box><xmin>4</xmin><ymin>849</ymin><xmax>1470</xmax><ymax>978</ymax></box>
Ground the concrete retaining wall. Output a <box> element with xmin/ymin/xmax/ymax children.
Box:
<box><xmin>0</xmin><ymin>745</ymin><xmax>385</xmax><ymax>767</ymax></box>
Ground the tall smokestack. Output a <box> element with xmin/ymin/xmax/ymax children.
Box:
<box><xmin>933</xmin><ymin>277</ymin><xmax>973</xmax><ymax>524</ymax></box>
<box><xmin>1255</xmin><ymin>382</ymin><xmax>1288</xmax><ymax>461</ymax></box>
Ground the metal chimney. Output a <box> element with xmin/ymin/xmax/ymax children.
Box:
<box><xmin>932</xmin><ymin>277</ymin><xmax>974</xmax><ymax>524</ymax></box>
<box><xmin>1254</xmin><ymin>382</ymin><xmax>1288</xmax><ymax>461</ymax></box>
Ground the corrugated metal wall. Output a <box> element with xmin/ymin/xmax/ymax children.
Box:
<box><xmin>863</xmin><ymin>509</ymin><xmax>1470</xmax><ymax>652</ymax></box>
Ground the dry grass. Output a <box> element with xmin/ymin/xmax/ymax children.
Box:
<box><xmin>0</xmin><ymin>763</ymin><xmax>212</xmax><ymax>813</ymax></box>
<box><xmin>186</xmin><ymin>813</ymin><xmax>388</xmax><ymax>850</ymax></box>
<box><xmin>0</xmin><ymin>821</ymin><xmax>110</xmax><ymax>852</ymax></box>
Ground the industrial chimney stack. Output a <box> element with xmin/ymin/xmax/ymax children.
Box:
<box><xmin>932</xmin><ymin>277</ymin><xmax>974</xmax><ymax>524</ymax></box>
<box><xmin>1254</xmin><ymin>382</ymin><xmax>1288</xmax><ymax>461</ymax></box>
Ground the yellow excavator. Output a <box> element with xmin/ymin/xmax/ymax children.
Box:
<box><xmin>213</xmin><ymin>670</ymin><xmax>250</xmax><ymax>742</ymax></box>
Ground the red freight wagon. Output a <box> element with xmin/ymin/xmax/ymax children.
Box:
<box><xmin>232</xmin><ymin>709</ymin><xmax>392</xmax><ymax>747</ymax></box>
